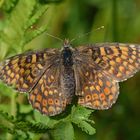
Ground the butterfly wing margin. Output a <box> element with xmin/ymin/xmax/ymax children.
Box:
<box><xmin>0</xmin><ymin>48</ymin><xmax>59</xmax><ymax>93</ymax></box>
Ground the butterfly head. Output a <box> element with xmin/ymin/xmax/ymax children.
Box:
<box><xmin>63</xmin><ymin>39</ymin><xmax>72</xmax><ymax>49</ymax></box>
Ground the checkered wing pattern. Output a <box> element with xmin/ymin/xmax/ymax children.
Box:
<box><xmin>74</xmin><ymin>59</ymin><xmax>119</xmax><ymax>109</ymax></box>
<box><xmin>76</xmin><ymin>43</ymin><xmax>140</xmax><ymax>109</ymax></box>
<box><xmin>91</xmin><ymin>43</ymin><xmax>140</xmax><ymax>81</ymax></box>
<box><xmin>29</xmin><ymin>64</ymin><xmax>73</xmax><ymax>116</ymax></box>
<box><xmin>0</xmin><ymin>49</ymin><xmax>58</xmax><ymax>93</ymax></box>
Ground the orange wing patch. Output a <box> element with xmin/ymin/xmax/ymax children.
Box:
<box><xmin>78</xmin><ymin>71</ymin><xmax>119</xmax><ymax>109</ymax></box>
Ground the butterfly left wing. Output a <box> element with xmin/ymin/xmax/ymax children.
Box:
<box><xmin>0</xmin><ymin>49</ymin><xmax>58</xmax><ymax>93</ymax></box>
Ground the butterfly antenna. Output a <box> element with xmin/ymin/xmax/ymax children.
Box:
<box><xmin>70</xmin><ymin>26</ymin><xmax>104</xmax><ymax>43</ymax></box>
<box><xmin>45</xmin><ymin>32</ymin><xmax>63</xmax><ymax>42</ymax></box>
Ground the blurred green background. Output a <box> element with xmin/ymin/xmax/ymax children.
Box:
<box><xmin>1</xmin><ymin>0</ymin><xmax>140</xmax><ymax>140</ymax></box>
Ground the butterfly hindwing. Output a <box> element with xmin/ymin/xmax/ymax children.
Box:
<box><xmin>29</xmin><ymin>63</ymin><xmax>74</xmax><ymax>116</ymax></box>
<box><xmin>73</xmin><ymin>57</ymin><xmax>119</xmax><ymax>109</ymax></box>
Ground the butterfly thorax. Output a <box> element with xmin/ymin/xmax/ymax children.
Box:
<box><xmin>62</xmin><ymin>39</ymin><xmax>73</xmax><ymax>67</ymax></box>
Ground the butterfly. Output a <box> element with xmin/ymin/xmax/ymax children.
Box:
<box><xmin>0</xmin><ymin>39</ymin><xmax>140</xmax><ymax>116</ymax></box>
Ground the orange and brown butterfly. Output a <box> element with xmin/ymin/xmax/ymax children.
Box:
<box><xmin>0</xmin><ymin>39</ymin><xmax>140</xmax><ymax>116</ymax></box>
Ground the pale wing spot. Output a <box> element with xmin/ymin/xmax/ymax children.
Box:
<box><xmin>108</xmin><ymin>95</ymin><xmax>113</xmax><ymax>101</ymax></box>
<box><xmin>121</xmin><ymin>55</ymin><xmax>127</xmax><ymax>60</ymax></box>
<box><xmin>121</xmin><ymin>47</ymin><xmax>129</xmax><ymax>52</ymax></box>
<box><xmin>12</xmin><ymin>63</ymin><xmax>18</xmax><ymax>69</ymax></box>
<box><xmin>44</xmin><ymin>90</ymin><xmax>48</xmax><ymax>96</ymax></box>
<box><xmin>129</xmin><ymin>44</ymin><xmax>135</xmax><ymax>48</ymax></box>
<box><xmin>122</xmin><ymin>51</ymin><xmax>128</xmax><ymax>56</ymax></box>
<box><xmin>15</xmin><ymin>67</ymin><xmax>20</xmax><ymax>72</ymax></box>
<box><xmin>32</xmin><ymin>54</ymin><xmax>37</xmax><ymax>63</ymax></box>
<box><xmin>50</xmin><ymin>75</ymin><xmax>55</xmax><ymax>80</ymax></box>
<box><xmin>48</xmin><ymin>106</ymin><xmax>55</xmax><ymax>113</ymax></box>
<box><xmin>7</xmin><ymin>70</ymin><xmax>12</xmax><ymax>75</ymax></box>
<box><xmin>110</xmin><ymin>60</ymin><xmax>116</xmax><ymax>66</ymax></box>
<box><xmin>128</xmin><ymin>65</ymin><xmax>135</xmax><ymax>70</ymax></box>
<box><xmin>49</xmin><ymin>90</ymin><xmax>53</xmax><ymax>95</ymax></box>
<box><xmin>119</xmin><ymin>66</ymin><xmax>125</xmax><ymax>73</ymax></box>
<box><xmin>84</xmin><ymin>86</ymin><xmax>89</xmax><ymax>90</ymax></box>
<box><xmin>15</xmin><ymin>74</ymin><xmax>20</xmax><ymax>79</ymax></box>
<box><xmin>85</xmin><ymin>72</ymin><xmax>89</xmax><ymax>76</ymax></box>
<box><xmin>110</xmin><ymin>46</ymin><xmax>119</xmax><ymax>54</ymax></box>
<box><xmin>10</xmin><ymin>73</ymin><xmax>14</xmax><ymax>78</ymax></box>
<box><xmin>116</xmin><ymin>73</ymin><xmax>122</xmax><ymax>77</ymax></box>
<box><xmin>41</xmin><ymin>85</ymin><xmax>45</xmax><ymax>92</ymax></box>
<box><xmin>100</xmin><ymin>47</ymin><xmax>106</xmax><ymax>55</ymax></box>
<box><xmin>116</xmin><ymin>57</ymin><xmax>121</xmax><ymax>63</ymax></box>
<box><xmin>54</xmin><ymin>89</ymin><xmax>58</xmax><ymax>94</ymax></box>
<box><xmin>27</xmin><ymin>75</ymin><xmax>33</xmax><ymax>83</ymax></box>
<box><xmin>132</xmin><ymin>51</ymin><xmax>136</xmax><ymax>55</ymax></box>
<box><xmin>131</xmin><ymin>55</ymin><xmax>136</xmax><ymax>60</ymax></box>
<box><xmin>99</xmin><ymin>79</ymin><xmax>103</xmax><ymax>87</ymax></box>
<box><xmin>20</xmin><ymin>68</ymin><xmax>25</xmax><ymax>75</ymax></box>
<box><xmin>37</xmin><ymin>64</ymin><xmax>43</xmax><ymax>69</ymax></box>
<box><xmin>95</xmin><ymin>58</ymin><xmax>101</xmax><ymax>63</ymax></box>
<box><xmin>95</xmin><ymin>85</ymin><xmax>100</xmax><ymax>91</ymax></box>
<box><xmin>90</xmin><ymin>85</ymin><xmax>95</xmax><ymax>91</ymax></box>
<box><xmin>123</xmin><ymin>61</ymin><xmax>128</xmax><ymax>66</ymax></box>
<box><xmin>23</xmin><ymin>83</ymin><xmax>28</xmax><ymax>89</ymax></box>
<box><xmin>11</xmin><ymin>58</ymin><xmax>19</xmax><ymax>64</ymax></box>
<box><xmin>39</xmin><ymin>79</ymin><xmax>43</xmax><ymax>84</ymax></box>
<box><xmin>11</xmin><ymin>78</ymin><xmax>16</xmax><ymax>84</ymax></box>
<box><xmin>92</xmin><ymin>94</ymin><xmax>99</xmax><ymax>100</ymax></box>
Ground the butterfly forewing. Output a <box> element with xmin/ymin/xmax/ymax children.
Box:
<box><xmin>0</xmin><ymin>49</ymin><xmax>59</xmax><ymax>92</ymax></box>
<box><xmin>90</xmin><ymin>43</ymin><xmax>140</xmax><ymax>81</ymax></box>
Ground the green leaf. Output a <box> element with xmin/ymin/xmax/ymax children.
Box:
<box><xmin>1</xmin><ymin>0</ymin><xmax>36</xmax><ymax>50</ymax></box>
<box><xmin>1</xmin><ymin>0</ymin><xmax>18</xmax><ymax>12</ymax></box>
<box><xmin>76</xmin><ymin>120</ymin><xmax>96</xmax><ymax>135</ymax></box>
<box><xmin>24</xmin><ymin>24</ymin><xmax>48</xmax><ymax>45</ymax></box>
<box><xmin>51</xmin><ymin>122</ymin><xmax>74</xmax><ymax>140</ymax></box>
<box><xmin>71</xmin><ymin>106</ymin><xmax>96</xmax><ymax>135</ymax></box>
<box><xmin>25</xmin><ymin>4</ymin><xmax>48</xmax><ymax>30</ymax></box>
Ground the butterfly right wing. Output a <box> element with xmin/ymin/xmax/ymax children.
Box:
<box><xmin>29</xmin><ymin>62</ymin><xmax>74</xmax><ymax>116</ymax></box>
<box><xmin>74</xmin><ymin>43</ymin><xmax>140</xmax><ymax>110</ymax></box>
